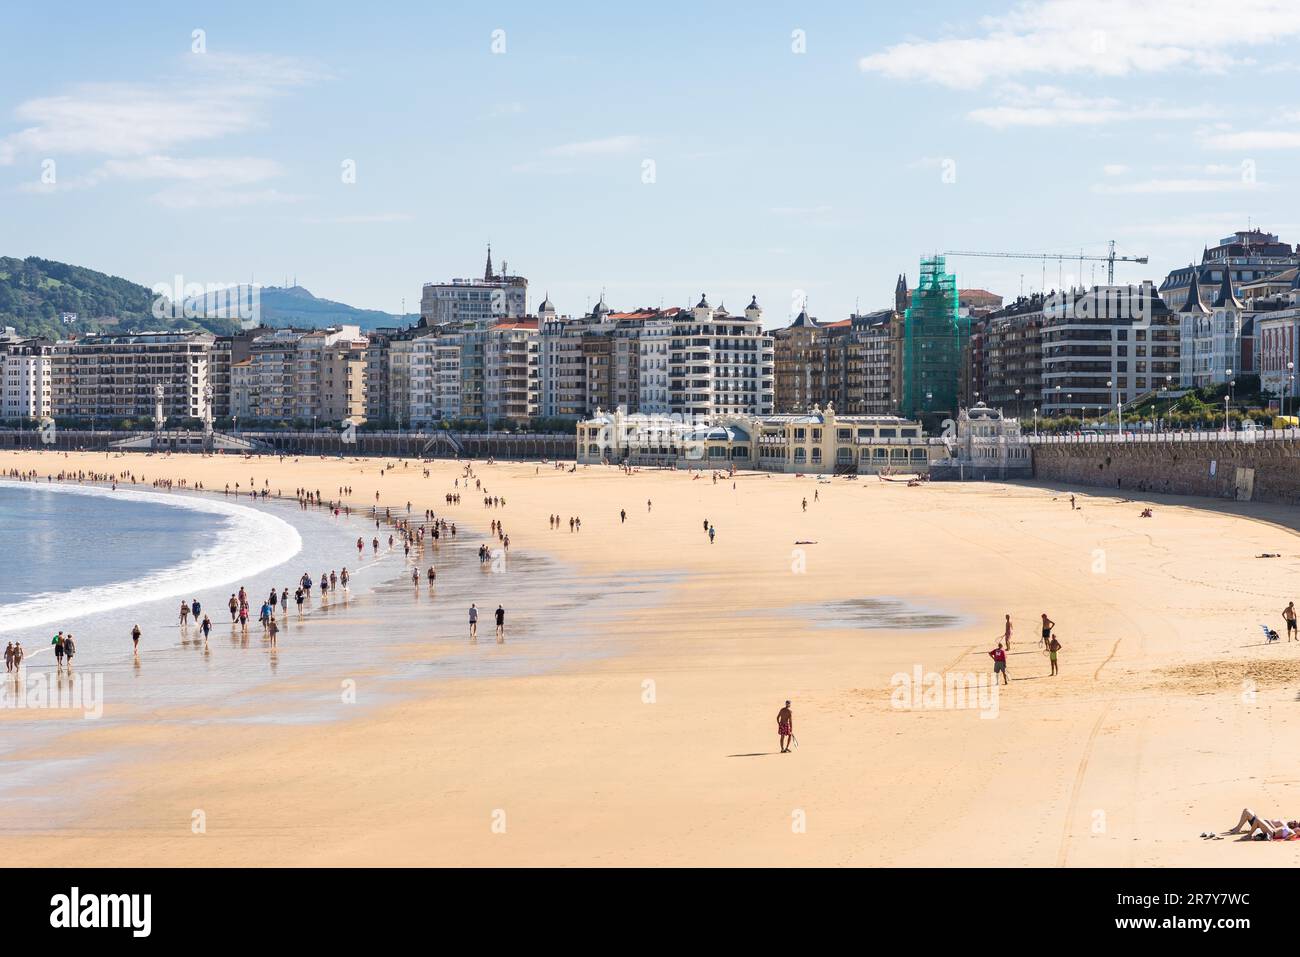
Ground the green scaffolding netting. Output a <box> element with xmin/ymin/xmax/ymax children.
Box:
<box><xmin>902</xmin><ymin>255</ymin><xmax>967</xmax><ymax>420</ymax></box>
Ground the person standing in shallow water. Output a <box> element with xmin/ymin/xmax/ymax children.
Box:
<box><xmin>468</xmin><ymin>603</ymin><xmax>478</xmax><ymax>640</ymax></box>
<box><xmin>777</xmin><ymin>701</ymin><xmax>794</xmax><ymax>753</ymax></box>
<box><xmin>131</xmin><ymin>624</ymin><xmax>141</xmax><ymax>656</ymax></box>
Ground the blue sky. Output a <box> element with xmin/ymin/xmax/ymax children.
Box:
<box><xmin>1</xmin><ymin>0</ymin><xmax>1298</xmax><ymax>325</ymax></box>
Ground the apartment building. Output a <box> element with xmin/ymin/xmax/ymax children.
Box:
<box><xmin>1040</xmin><ymin>284</ymin><xmax>1178</xmax><ymax>417</ymax></box>
<box><xmin>983</xmin><ymin>294</ymin><xmax>1045</xmax><ymax>417</ymax></box>
<box><xmin>0</xmin><ymin>329</ymin><xmax>53</xmax><ymax>421</ymax></box>
<box><xmin>483</xmin><ymin>319</ymin><xmax>539</xmax><ymax>424</ymax></box>
<box><xmin>52</xmin><ymin>331</ymin><xmax>213</xmax><ymax>423</ymax></box>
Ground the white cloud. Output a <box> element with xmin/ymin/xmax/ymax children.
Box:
<box><xmin>1</xmin><ymin>53</ymin><xmax>316</xmax><ymax>164</ymax></box>
<box><xmin>859</xmin><ymin>0</ymin><xmax>1300</xmax><ymax>88</ymax></box>
<box><xmin>1201</xmin><ymin>130</ymin><xmax>1300</xmax><ymax>150</ymax></box>
<box><xmin>545</xmin><ymin>135</ymin><xmax>645</xmax><ymax>157</ymax></box>
<box><xmin>1102</xmin><ymin>163</ymin><xmax>1128</xmax><ymax>176</ymax></box>
<box><xmin>1</xmin><ymin>52</ymin><xmax>317</xmax><ymax>207</ymax></box>
<box><xmin>151</xmin><ymin>187</ymin><xmax>304</xmax><ymax>210</ymax></box>
<box><xmin>967</xmin><ymin>83</ymin><xmax>1216</xmax><ymax>128</ymax></box>
<box><xmin>300</xmin><ymin>213</ymin><xmax>415</xmax><ymax>224</ymax></box>
<box><xmin>1092</xmin><ymin>177</ymin><xmax>1263</xmax><ymax>195</ymax></box>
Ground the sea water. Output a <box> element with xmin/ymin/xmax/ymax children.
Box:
<box><xmin>0</xmin><ymin>479</ymin><xmax>667</xmax><ymax>813</ymax></box>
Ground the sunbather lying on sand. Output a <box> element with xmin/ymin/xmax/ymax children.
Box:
<box><xmin>1225</xmin><ymin>808</ymin><xmax>1300</xmax><ymax>840</ymax></box>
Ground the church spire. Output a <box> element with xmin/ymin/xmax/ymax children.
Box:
<box><xmin>485</xmin><ymin>244</ymin><xmax>494</xmax><ymax>281</ymax></box>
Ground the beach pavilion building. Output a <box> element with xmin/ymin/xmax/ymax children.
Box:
<box><xmin>575</xmin><ymin>403</ymin><xmax>936</xmax><ymax>475</ymax></box>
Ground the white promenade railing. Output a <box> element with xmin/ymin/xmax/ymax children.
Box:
<box><xmin>1026</xmin><ymin>427</ymin><xmax>1300</xmax><ymax>446</ymax></box>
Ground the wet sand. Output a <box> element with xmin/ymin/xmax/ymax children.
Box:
<box><xmin>2</xmin><ymin>450</ymin><xmax>1299</xmax><ymax>866</ymax></box>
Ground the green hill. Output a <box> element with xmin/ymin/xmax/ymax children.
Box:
<box><xmin>0</xmin><ymin>256</ymin><xmax>243</xmax><ymax>339</ymax></box>
<box><xmin>0</xmin><ymin>257</ymin><xmax>417</xmax><ymax>340</ymax></box>
<box><xmin>189</xmin><ymin>283</ymin><xmax>417</xmax><ymax>330</ymax></box>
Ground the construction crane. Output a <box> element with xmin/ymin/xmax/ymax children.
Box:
<box><xmin>944</xmin><ymin>240</ymin><xmax>1148</xmax><ymax>287</ymax></box>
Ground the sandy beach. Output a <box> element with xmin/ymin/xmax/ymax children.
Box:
<box><xmin>2</xmin><ymin>448</ymin><xmax>1299</xmax><ymax>867</ymax></box>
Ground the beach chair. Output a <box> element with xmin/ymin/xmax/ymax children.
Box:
<box><xmin>1261</xmin><ymin>624</ymin><xmax>1280</xmax><ymax>644</ymax></box>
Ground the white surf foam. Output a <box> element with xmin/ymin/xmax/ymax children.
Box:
<box><xmin>0</xmin><ymin>481</ymin><xmax>303</xmax><ymax>633</ymax></box>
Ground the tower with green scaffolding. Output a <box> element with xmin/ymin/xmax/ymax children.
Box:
<box><xmin>901</xmin><ymin>255</ymin><xmax>967</xmax><ymax>424</ymax></box>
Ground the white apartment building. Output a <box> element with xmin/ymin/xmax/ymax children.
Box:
<box><xmin>668</xmin><ymin>295</ymin><xmax>774</xmax><ymax>418</ymax></box>
<box><xmin>1178</xmin><ymin>270</ymin><xmax>1244</xmax><ymax>387</ymax></box>
<box><xmin>52</xmin><ymin>331</ymin><xmax>213</xmax><ymax>423</ymax></box>
<box><xmin>0</xmin><ymin>330</ymin><xmax>53</xmax><ymax>420</ymax></box>
<box><xmin>419</xmin><ymin>248</ymin><xmax>528</xmax><ymax>325</ymax></box>
<box><xmin>540</xmin><ymin>310</ymin><xmax>602</xmax><ymax>419</ymax></box>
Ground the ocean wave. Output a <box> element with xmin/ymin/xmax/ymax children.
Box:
<box><xmin>0</xmin><ymin>481</ymin><xmax>302</xmax><ymax>633</ymax></box>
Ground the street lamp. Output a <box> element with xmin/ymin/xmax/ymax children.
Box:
<box><xmin>1287</xmin><ymin>360</ymin><xmax>1295</xmax><ymax>418</ymax></box>
<box><xmin>1014</xmin><ymin>388</ymin><xmax>1021</xmax><ymax>417</ymax></box>
<box><xmin>1033</xmin><ymin>406</ymin><xmax>1038</xmax><ymax>437</ymax></box>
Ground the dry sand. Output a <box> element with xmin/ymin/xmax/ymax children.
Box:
<box><xmin>3</xmin><ymin>448</ymin><xmax>1300</xmax><ymax>866</ymax></box>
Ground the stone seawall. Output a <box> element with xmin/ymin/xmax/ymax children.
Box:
<box><xmin>1032</xmin><ymin>438</ymin><xmax>1300</xmax><ymax>505</ymax></box>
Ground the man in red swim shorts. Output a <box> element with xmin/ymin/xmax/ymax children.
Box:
<box><xmin>777</xmin><ymin>700</ymin><xmax>794</xmax><ymax>753</ymax></box>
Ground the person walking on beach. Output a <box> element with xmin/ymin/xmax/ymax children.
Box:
<box><xmin>495</xmin><ymin>604</ymin><xmax>505</xmax><ymax>642</ymax></box>
<box><xmin>229</xmin><ymin>594</ymin><xmax>239</xmax><ymax>622</ymax></box>
<box><xmin>4</xmin><ymin>642</ymin><xmax>12</xmax><ymax>673</ymax></box>
<box><xmin>1285</xmin><ymin>602</ymin><xmax>1297</xmax><ymax>641</ymax></box>
<box><xmin>1040</xmin><ymin>612</ymin><xmax>1055</xmax><ymax>649</ymax></box>
<box><xmin>267</xmin><ymin>615</ymin><xmax>279</xmax><ymax>648</ymax></box>
<box><xmin>1069</xmin><ymin>494</ymin><xmax>1076</xmax><ymax>510</ymax></box>
<box><xmin>1002</xmin><ymin>613</ymin><xmax>1013</xmax><ymax>650</ymax></box>
<box><xmin>988</xmin><ymin>642</ymin><xmax>1008</xmax><ymax>684</ymax></box>
<box><xmin>191</xmin><ymin>598</ymin><xmax>201</xmax><ymax>621</ymax></box>
<box><xmin>801</xmin><ymin>497</ymin><xmax>807</xmax><ymax>512</ymax></box>
<box><xmin>62</xmin><ymin>634</ymin><xmax>75</xmax><ymax>669</ymax></box>
<box><xmin>1047</xmin><ymin>634</ymin><xmax>1062</xmax><ymax>676</ymax></box>
<box><xmin>179</xmin><ymin>601</ymin><xmax>190</xmax><ymax>627</ymax></box>
<box><xmin>708</xmin><ymin>524</ymin><xmax>716</xmax><ymax>544</ymax></box>
<box><xmin>201</xmin><ymin>615</ymin><xmax>211</xmax><ymax>642</ymax></box>
<box><xmin>131</xmin><ymin>624</ymin><xmax>142</xmax><ymax>656</ymax></box>
<box><xmin>620</xmin><ymin>508</ymin><xmax>626</xmax><ymax>524</ymax></box>
<box><xmin>295</xmin><ymin>587</ymin><xmax>305</xmax><ymax>614</ymax></box>
<box><xmin>469</xmin><ymin>603</ymin><xmax>479</xmax><ymax>640</ymax></box>
<box><xmin>777</xmin><ymin>701</ymin><xmax>794</xmax><ymax>753</ymax></box>
<box><xmin>52</xmin><ymin>632</ymin><xmax>65</xmax><ymax>671</ymax></box>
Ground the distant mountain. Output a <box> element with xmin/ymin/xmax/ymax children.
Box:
<box><xmin>0</xmin><ymin>258</ymin><xmax>419</xmax><ymax>341</ymax></box>
<box><xmin>0</xmin><ymin>256</ymin><xmax>239</xmax><ymax>340</ymax></box>
<box><xmin>253</xmin><ymin>285</ymin><xmax>417</xmax><ymax>330</ymax></box>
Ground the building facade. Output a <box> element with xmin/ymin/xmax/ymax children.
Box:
<box><xmin>576</xmin><ymin>404</ymin><xmax>932</xmax><ymax>474</ymax></box>
<box><xmin>1040</xmin><ymin>284</ymin><xmax>1177</xmax><ymax>418</ymax></box>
